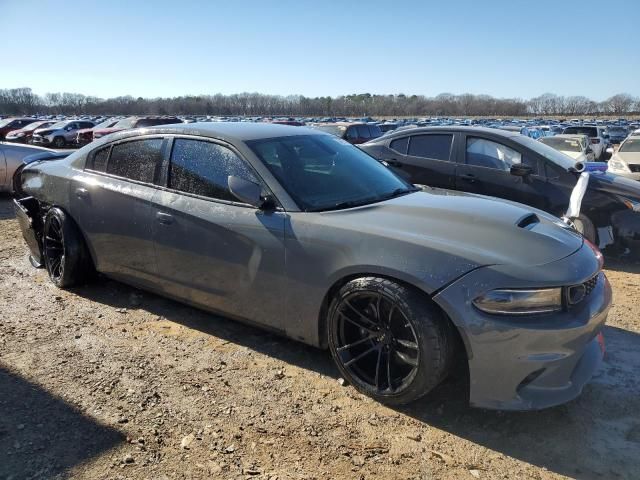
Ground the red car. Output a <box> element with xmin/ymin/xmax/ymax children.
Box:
<box><xmin>5</xmin><ymin>120</ymin><xmax>57</xmax><ymax>144</ymax></box>
<box><xmin>92</xmin><ymin>116</ymin><xmax>183</xmax><ymax>140</ymax></box>
<box><xmin>75</xmin><ymin>118</ymin><xmax>122</xmax><ymax>146</ymax></box>
<box><xmin>0</xmin><ymin>117</ymin><xmax>38</xmax><ymax>140</ymax></box>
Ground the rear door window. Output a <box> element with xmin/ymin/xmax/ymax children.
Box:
<box><xmin>88</xmin><ymin>146</ymin><xmax>110</xmax><ymax>172</ymax></box>
<box><xmin>356</xmin><ymin>125</ymin><xmax>370</xmax><ymax>139</ymax></box>
<box><xmin>408</xmin><ymin>134</ymin><xmax>453</xmax><ymax>161</ymax></box>
<box><xmin>106</xmin><ymin>138</ymin><xmax>163</xmax><ymax>183</ymax></box>
<box><xmin>169</xmin><ymin>139</ymin><xmax>259</xmax><ymax>203</ymax></box>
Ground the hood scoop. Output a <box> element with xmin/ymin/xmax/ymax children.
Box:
<box><xmin>516</xmin><ymin>213</ymin><xmax>540</xmax><ymax>230</ymax></box>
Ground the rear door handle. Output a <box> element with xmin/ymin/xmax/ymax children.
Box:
<box><xmin>156</xmin><ymin>212</ymin><xmax>173</xmax><ymax>225</ymax></box>
<box><xmin>460</xmin><ymin>173</ymin><xmax>476</xmax><ymax>183</ymax></box>
<box><xmin>75</xmin><ymin>187</ymin><xmax>89</xmax><ymax>199</ymax></box>
<box><xmin>385</xmin><ymin>159</ymin><xmax>403</xmax><ymax>167</ymax></box>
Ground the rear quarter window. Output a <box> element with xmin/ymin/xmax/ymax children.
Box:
<box><xmin>389</xmin><ymin>137</ymin><xmax>409</xmax><ymax>154</ymax></box>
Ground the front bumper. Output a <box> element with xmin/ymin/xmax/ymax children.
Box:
<box><xmin>32</xmin><ymin>135</ymin><xmax>52</xmax><ymax>145</ymax></box>
<box><xmin>434</xmin><ymin>243</ymin><xmax>611</xmax><ymax>410</ymax></box>
<box><xmin>5</xmin><ymin>136</ymin><xmax>28</xmax><ymax>143</ymax></box>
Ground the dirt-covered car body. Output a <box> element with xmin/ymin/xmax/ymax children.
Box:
<box><xmin>15</xmin><ymin>123</ymin><xmax>611</xmax><ymax>410</ymax></box>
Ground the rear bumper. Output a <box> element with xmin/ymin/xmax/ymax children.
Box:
<box><xmin>433</xmin><ymin>244</ymin><xmax>610</xmax><ymax>410</ymax></box>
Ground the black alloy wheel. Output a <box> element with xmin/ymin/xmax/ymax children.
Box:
<box><xmin>328</xmin><ymin>277</ymin><xmax>454</xmax><ymax>405</ymax></box>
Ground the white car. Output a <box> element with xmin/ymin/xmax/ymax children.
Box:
<box><xmin>562</xmin><ymin>126</ymin><xmax>609</xmax><ymax>160</ymax></box>
<box><xmin>539</xmin><ymin>134</ymin><xmax>595</xmax><ymax>164</ymax></box>
<box><xmin>608</xmin><ymin>135</ymin><xmax>640</xmax><ymax>180</ymax></box>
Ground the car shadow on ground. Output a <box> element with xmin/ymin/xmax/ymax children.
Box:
<box><xmin>68</xmin><ymin>278</ymin><xmax>640</xmax><ymax>479</ymax></box>
<box><xmin>0</xmin><ymin>366</ymin><xmax>124</xmax><ymax>479</ymax></box>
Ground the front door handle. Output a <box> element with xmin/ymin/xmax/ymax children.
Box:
<box><xmin>75</xmin><ymin>187</ymin><xmax>89</xmax><ymax>199</ymax></box>
<box><xmin>460</xmin><ymin>173</ymin><xmax>476</xmax><ymax>183</ymax></box>
<box><xmin>156</xmin><ymin>212</ymin><xmax>173</xmax><ymax>225</ymax></box>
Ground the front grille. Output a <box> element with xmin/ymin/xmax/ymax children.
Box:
<box><xmin>629</xmin><ymin>164</ymin><xmax>640</xmax><ymax>173</ymax></box>
<box><xmin>567</xmin><ymin>274</ymin><xmax>599</xmax><ymax>306</ymax></box>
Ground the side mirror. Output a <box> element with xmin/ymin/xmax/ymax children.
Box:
<box><xmin>606</xmin><ymin>147</ymin><xmax>614</xmax><ymax>154</ymax></box>
<box><xmin>228</xmin><ymin>175</ymin><xmax>266</xmax><ymax>208</ymax></box>
<box><xmin>585</xmin><ymin>147</ymin><xmax>593</xmax><ymax>154</ymax></box>
<box><xmin>510</xmin><ymin>163</ymin><xmax>533</xmax><ymax>177</ymax></box>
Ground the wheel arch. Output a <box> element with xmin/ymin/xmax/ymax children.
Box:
<box><xmin>316</xmin><ymin>272</ymin><xmax>469</xmax><ymax>371</ymax></box>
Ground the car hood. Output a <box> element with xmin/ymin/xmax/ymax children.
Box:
<box><xmin>562</xmin><ymin>150</ymin><xmax>586</xmax><ymax>161</ymax></box>
<box><xmin>617</xmin><ymin>152</ymin><xmax>640</xmax><ymax>164</ymax></box>
<box><xmin>588</xmin><ymin>171</ymin><xmax>640</xmax><ymax>200</ymax></box>
<box><xmin>317</xmin><ymin>188</ymin><xmax>583</xmax><ymax>268</ymax></box>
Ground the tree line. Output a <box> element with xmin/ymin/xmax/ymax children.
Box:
<box><xmin>1</xmin><ymin>88</ymin><xmax>638</xmax><ymax>118</ymax></box>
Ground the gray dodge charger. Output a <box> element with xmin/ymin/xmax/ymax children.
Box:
<box><xmin>14</xmin><ymin>123</ymin><xmax>611</xmax><ymax>410</ymax></box>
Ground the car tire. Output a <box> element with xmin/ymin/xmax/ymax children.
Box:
<box><xmin>42</xmin><ymin>207</ymin><xmax>93</xmax><ymax>288</ymax></box>
<box><xmin>328</xmin><ymin>277</ymin><xmax>454</xmax><ymax>406</ymax></box>
<box><xmin>53</xmin><ymin>136</ymin><xmax>65</xmax><ymax>148</ymax></box>
<box><xmin>572</xmin><ymin>214</ymin><xmax>597</xmax><ymax>245</ymax></box>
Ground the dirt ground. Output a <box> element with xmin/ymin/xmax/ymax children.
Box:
<box><xmin>1</xmin><ymin>194</ymin><xmax>639</xmax><ymax>480</ymax></box>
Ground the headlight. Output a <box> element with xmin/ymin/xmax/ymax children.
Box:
<box><xmin>15</xmin><ymin>132</ymin><xmax>25</xmax><ymax>137</ymax></box>
<box><xmin>473</xmin><ymin>288</ymin><xmax>563</xmax><ymax>315</ymax></box>
<box><xmin>609</xmin><ymin>160</ymin><xmax>630</xmax><ymax>172</ymax></box>
<box><xmin>619</xmin><ymin>196</ymin><xmax>640</xmax><ymax>212</ymax></box>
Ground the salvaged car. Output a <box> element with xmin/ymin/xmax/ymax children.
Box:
<box><xmin>539</xmin><ymin>134</ymin><xmax>595</xmax><ymax>164</ymax></box>
<box><xmin>359</xmin><ymin>126</ymin><xmax>640</xmax><ymax>254</ymax></box>
<box><xmin>14</xmin><ymin>123</ymin><xmax>611</xmax><ymax>410</ymax></box>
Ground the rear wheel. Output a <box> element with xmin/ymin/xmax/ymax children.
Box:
<box><xmin>42</xmin><ymin>208</ymin><xmax>93</xmax><ymax>288</ymax></box>
<box><xmin>328</xmin><ymin>277</ymin><xmax>454</xmax><ymax>406</ymax></box>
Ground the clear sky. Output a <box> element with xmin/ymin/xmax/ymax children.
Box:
<box><xmin>2</xmin><ymin>0</ymin><xmax>638</xmax><ymax>100</ymax></box>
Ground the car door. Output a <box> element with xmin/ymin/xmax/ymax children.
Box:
<box><xmin>455</xmin><ymin>134</ymin><xmax>547</xmax><ymax>209</ymax></box>
<box><xmin>0</xmin><ymin>148</ymin><xmax>6</xmax><ymax>189</ymax></box>
<box><xmin>151</xmin><ymin>137</ymin><xmax>286</xmax><ymax>331</ymax></box>
<box><xmin>71</xmin><ymin>137</ymin><xmax>165</xmax><ymax>286</ymax></box>
<box><xmin>384</xmin><ymin>133</ymin><xmax>457</xmax><ymax>188</ymax></box>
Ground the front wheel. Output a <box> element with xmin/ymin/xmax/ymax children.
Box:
<box><xmin>328</xmin><ymin>277</ymin><xmax>454</xmax><ymax>406</ymax></box>
<box><xmin>42</xmin><ymin>207</ymin><xmax>93</xmax><ymax>288</ymax></box>
<box><xmin>52</xmin><ymin>136</ymin><xmax>65</xmax><ymax>148</ymax></box>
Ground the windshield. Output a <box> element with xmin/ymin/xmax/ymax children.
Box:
<box><xmin>311</xmin><ymin>125</ymin><xmax>347</xmax><ymax>137</ymax></box>
<box><xmin>619</xmin><ymin>138</ymin><xmax>640</xmax><ymax>152</ymax></box>
<box><xmin>516</xmin><ymin>136</ymin><xmax>577</xmax><ymax>170</ymax></box>
<box><xmin>94</xmin><ymin>119</ymin><xmax>119</xmax><ymax>129</ymax></box>
<box><xmin>47</xmin><ymin>121</ymin><xmax>68</xmax><ymax>129</ymax></box>
<box><xmin>539</xmin><ymin>137</ymin><xmax>583</xmax><ymax>153</ymax></box>
<box><xmin>0</xmin><ymin>119</ymin><xmax>16</xmax><ymax>128</ymax></box>
<box><xmin>563</xmin><ymin>127</ymin><xmax>597</xmax><ymax>137</ymax></box>
<box><xmin>113</xmin><ymin>118</ymin><xmax>136</xmax><ymax>128</ymax></box>
<box><xmin>247</xmin><ymin>134</ymin><xmax>415</xmax><ymax>211</ymax></box>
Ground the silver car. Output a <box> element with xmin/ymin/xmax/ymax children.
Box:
<box><xmin>14</xmin><ymin>123</ymin><xmax>611</xmax><ymax>410</ymax></box>
<box><xmin>0</xmin><ymin>142</ymin><xmax>59</xmax><ymax>193</ymax></box>
<box><xmin>608</xmin><ymin>135</ymin><xmax>640</xmax><ymax>180</ymax></box>
<box><xmin>32</xmin><ymin>120</ymin><xmax>95</xmax><ymax>148</ymax></box>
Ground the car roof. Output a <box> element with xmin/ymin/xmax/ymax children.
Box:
<box><xmin>111</xmin><ymin>121</ymin><xmax>327</xmax><ymax>142</ymax></box>
<box><xmin>380</xmin><ymin>126</ymin><xmax>522</xmax><ymax>139</ymax></box>
<box><xmin>544</xmin><ymin>134</ymin><xmax>587</xmax><ymax>139</ymax></box>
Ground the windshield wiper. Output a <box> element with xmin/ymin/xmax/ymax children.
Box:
<box><xmin>378</xmin><ymin>186</ymin><xmax>420</xmax><ymax>200</ymax></box>
<box><xmin>307</xmin><ymin>187</ymin><xmax>419</xmax><ymax>213</ymax></box>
